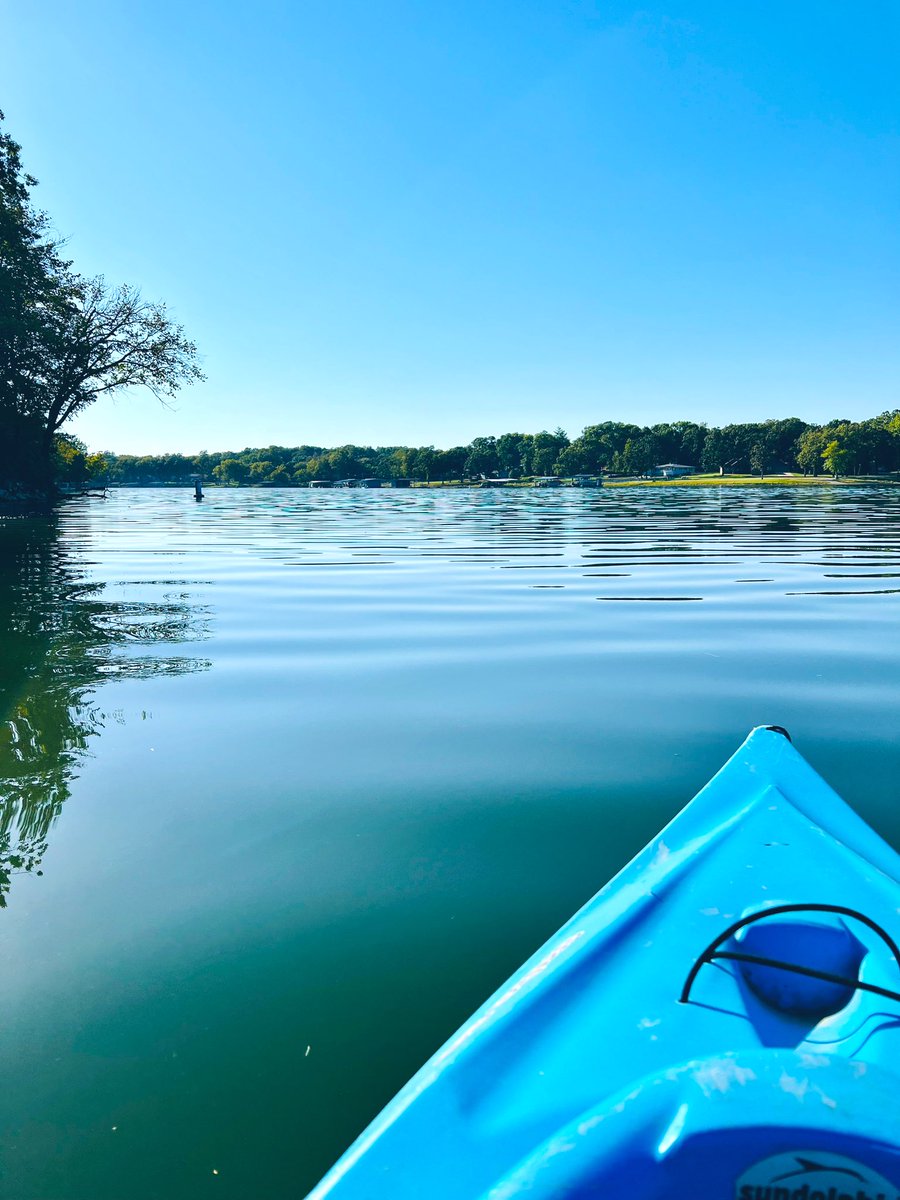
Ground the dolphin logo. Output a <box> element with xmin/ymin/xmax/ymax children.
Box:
<box><xmin>771</xmin><ymin>1156</ymin><xmax>866</xmax><ymax>1183</ymax></box>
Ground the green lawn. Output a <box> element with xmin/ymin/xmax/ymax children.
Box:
<box><xmin>411</xmin><ymin>474</ymin><xmax>899</xmax><ymax>488</ymax></box>
<box><xmin>603</xmin><ymin>473</ymin><xmax>889</xmax><ymax>488</ymax></box>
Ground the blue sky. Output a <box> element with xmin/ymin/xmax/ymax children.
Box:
<box><xmin>3</xmin><ymin>1</ymin><xmax>899</xmax><ymax>453</ymax></box>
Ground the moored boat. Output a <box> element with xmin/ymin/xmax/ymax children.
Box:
<box><xmin>308</xmin><ymin>727</ymin><xmax>900</xmax><ymax>1199</ymax></box>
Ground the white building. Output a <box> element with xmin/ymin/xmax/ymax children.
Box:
<box><xmin>648</xmin><ymin>463</ymin><xmax>695</xmax><ymax>479</ymax></box>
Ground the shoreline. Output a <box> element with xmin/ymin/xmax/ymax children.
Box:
<box><xmin>3</xmin><ymin>475</ymin><xmax>898</xmax><ymax>510</ymax></box>
<box><xmin>601</xmin><ymin>474</ymin><xmax>893</xmax><ymax>488</ymax></box>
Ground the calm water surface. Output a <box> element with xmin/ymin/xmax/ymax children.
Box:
<box><xmin>1</xmin><ymin>485</ymin><xmax>900</xmax><ymax>1198</ymax></box>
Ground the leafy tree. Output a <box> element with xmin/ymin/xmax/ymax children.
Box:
<box><xmin>795</xmin><ymin>429</ymin><xmax>826</xmax><ymax>475</ymax></box>
<box><xmin>1</xmin><ymin>111</ymin><xmax>203</xmax><ymax>488</ymax></box>
<box><xmin>213</xmin><ymin>458</ymin><xmax>250</xmax><ymax>485</ymax></box>
<box><xmin>39</xmin><ymin>277</ymin><xmax>203</xmax><ymax>454</ymax></box>
<box><xmin>191</xmin><ymin>451</ymin><xmax>215</xmax><ymax>478</ymax></box>
<box><xmin>620</xmin><ymin>434</ymin><xmax>658</xmax><ymax>476</ymax></box>
<box><xmin>54</xmin><ymin>434</ymin><xmax>90</xmax><ymax>483</ymax></box>
<box><xmin>0</xmin><ymin>112</ymin><xmax>72</xmax><ymax>434</ymax></box>
<box><xmin>749</xmin><ymin>435</ymin><xmax>773</xmax><ymax>477</ymax></box>
<box><xmin>85</xmin><ymin>451</ymin><xmax>108</xmax><ymax>480</ymax></box>
<box><xmin>555</xmin><ymin>442</ymin><xmax>591</xmax><ymax>475</ymax></box>
<box><xmin>497</xmin><ymin>432</ymin><xmax>528</xmax><ymax>477</ymax></box>
<box><xmin>673</xmin><ymin>421</ymin><xmax>706</xmax><ymax>464</ymax></box>
<box><xmin>823</xmin><ymin>439</ymin><xmax>851</xmax><ymax>477</ymax></box>
<box><xmin>765</xmin><ymin>418</ymin><xmax>809</xmax><ymax>465</ymax></box>
<box><xmin>649</xmin><ymin>422</ymin><xmax>698</xmax><ymax>464</ymax></box>
<box><xmin>700</xmin><ymin>428</ymin><xmax>724</xmax><ymax>473</ymax></box>
<box><xmin>387</xmin><ymin>448</ymin><xmax>410</xmax><ymax>478</ymax></box>
<box><xmin>464</xmin><ymin>436</ymin><xmax>499</xmax><ymax>479</ymax></box>
<box><xmin>432</xmin><ymin>446</ymin><xmax>467</xmax><ymax>482</ymax></box>
<box><xmin>531</xmin><ymin>429</ymin><xmax>568</xmax><ymax>476</ymax></box>
<box><xmin>582</xmin><ymin>423</ymin><xmax>642</xmax><ymax>473</ymax></box>
<box><xmin>409</xmin><ymin>446</ymin><xmax>437</xmax><ymax>481</ymax></box>
<box><xmin>839</xmin><ymin>421</ymin><xmax>883</xmax><ymax>474</ymax></box>
<box><xmin>324</xmin><ymin>446</ymin><xmax>369</xmax><ymax>479</ymax></box>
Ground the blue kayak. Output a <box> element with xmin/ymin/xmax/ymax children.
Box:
<box><xmin>308</xmin><ymin>727</ymin><xmax>900</xmax><ymax>1198</ymax></box>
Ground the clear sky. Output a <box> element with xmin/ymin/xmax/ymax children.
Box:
<box><xmin>3</xmin><ymin>1</ymin><xmax>899</xmax><ymax>454</ymax></box>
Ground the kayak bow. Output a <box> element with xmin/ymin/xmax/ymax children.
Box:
<box><xmin>308</xmin><ymin>727</ymin><xmax>900</xmax><ymax>1199</ymax></box>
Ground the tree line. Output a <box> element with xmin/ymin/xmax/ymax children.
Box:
<box><xmin>5</xmin><ymin>110</ymin><xmax>899</xmax><ymax>494</ymax></box>
<box><xmin>61</xmin><ymin>412</ymin><xmax>900</xmax><ymax>487</ymax></box>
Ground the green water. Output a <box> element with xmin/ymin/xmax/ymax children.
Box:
<box><xmin>1</xmin><ymin>485</ymin><xmax>900</xmax><ymax>1199</ymax></box>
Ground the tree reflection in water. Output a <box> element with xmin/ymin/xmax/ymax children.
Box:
<box><xmin>0</xmin><ymin>513</ymin><xmax>210</xmax><ymax>905</ymax></box>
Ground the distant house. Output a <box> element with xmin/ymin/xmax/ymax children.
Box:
<box><xmin>647</xmin><ymin>463</ymin><xmax>695</xmax><ymax>479</ymax></box>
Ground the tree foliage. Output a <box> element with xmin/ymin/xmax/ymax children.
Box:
<box><xmin>0</xmin><ymin>111</ymin><xmax>202</xmax><ymax>490</ymax></box>
<box><xmin>41</xmin><ymin>278</ymin><xmax>203</xmax><ymax>443</ymax></box>
<box><xmin>0</xmin><ymin>112</ymin><xmax>71</xmax><ymax>429</ymax></box>
<box><xmin>83</xmin><ymin>410</ymin><xmax>900</xmax><ymax>488</ymax></box>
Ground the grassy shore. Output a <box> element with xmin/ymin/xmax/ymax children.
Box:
<box><xmin>412</xmin><ymin>474</ymin><xmax>898</xmax><ymax>489</ymax></box>
<box><xmin>36</xmin><ymin>475</ymin><xmax>898</xmax><ymax>496</ymax></box>
<box><xmin>604</xmin><ymin>473</ymin><xmax>852</xmax><ymax>488</ymax></box>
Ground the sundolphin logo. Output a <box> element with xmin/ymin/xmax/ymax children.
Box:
<box><xmin>735</xmin><ymin>1150</ymin><xmax>900</xmax><ymax>1200</ymax></box>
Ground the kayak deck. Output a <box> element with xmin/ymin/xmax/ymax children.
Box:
<box><xmin>308</xmin><ymin>727</ymin><xmax>900</xmax><ymax>1198</ymax></box>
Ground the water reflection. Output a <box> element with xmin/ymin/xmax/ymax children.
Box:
<box><xmin>0</xmin><ymin>514</ymin><xmax>210</xmax><ymax>906</ymax></box>
<box><xmin>1</xmin><ymin>485</ymin><xmax>900</xmax><ymax>1200</ymax></box>
<box><xmin>4</xmin><ymin>484</ymin><xmax>900</xmax><ymax>910</ymax></box>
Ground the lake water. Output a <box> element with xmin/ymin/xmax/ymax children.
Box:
<box><xmin>1</xmin><ymin>484</ymin><xmax>900</xmax><ymax>1199</ymax></box>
